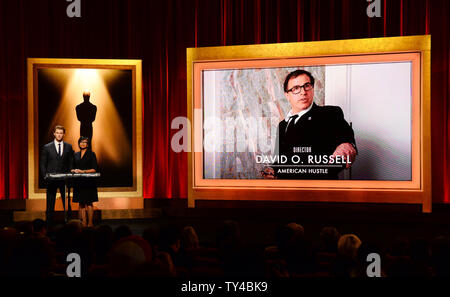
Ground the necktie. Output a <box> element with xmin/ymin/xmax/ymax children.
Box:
<box><xmin>285</xmin><ymin>114</ymin><xmax>299</xmax><ymax>133</ymax></box>
<box><xmin>58</xmin><ymin>143</ymin><xmax>61</xmax><ymax>156</ymax></box>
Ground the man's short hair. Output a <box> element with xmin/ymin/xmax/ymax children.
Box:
<box><xmin>283</xmin><ymin>69</ymin><xmax>315</xmax><ymax>92</ymax></box>
<box><xmin>53</xmin><ymin>125</ymin><xmax>65</xmax><ymax>133</ymax></box>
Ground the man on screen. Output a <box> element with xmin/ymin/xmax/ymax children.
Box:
<box><xmin>262</xmin><ymin>69</ymin><xmax>357</xmax><ymax>179</ymax></box>
<box><xmin>40</xmin><ymin>125</ymin><xmax>74</xmax><ymax>225</ymax></box>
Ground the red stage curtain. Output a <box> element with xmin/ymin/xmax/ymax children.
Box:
<box><xmin>0</xmin><ymin>0</ymin><xmax>448</xmax><ymax>202</ymax></box>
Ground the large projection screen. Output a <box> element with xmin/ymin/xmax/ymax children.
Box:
<box><xmin>187</xmin><ymin>36</ymin><xmax>431</xmax><ymax>212</ymax></box>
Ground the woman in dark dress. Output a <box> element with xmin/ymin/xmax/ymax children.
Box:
<box><xmin>71</xmin><ymin>137</ymin><xmax>98</xmax><ymax>227</ymax></box>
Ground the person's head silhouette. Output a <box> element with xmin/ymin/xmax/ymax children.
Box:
<box><xmin>83</xmin><ymin>90</ymin><xmax>91</xmax><ymax>102</ymax></box>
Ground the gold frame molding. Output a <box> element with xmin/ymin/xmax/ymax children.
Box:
<box><xmin>187</xmin><ymin>35</ymin><xmax>431</xmax><ymax>212</ymax></box>
<box><xmin>27</xmin><ymin>58</ymin><xmax>143</xmax><ymax>200</ymax></box>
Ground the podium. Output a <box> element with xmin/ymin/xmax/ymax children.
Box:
<box><xmin>45</xmin><ymin>173</ymin><xmax>101</xmax><ymax>222</ymax></box>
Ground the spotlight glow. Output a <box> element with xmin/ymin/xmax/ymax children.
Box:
<box><xmin>49</xmin><ymin>69</ymin><xmax>131</xmax><ymax>166</ymax></box>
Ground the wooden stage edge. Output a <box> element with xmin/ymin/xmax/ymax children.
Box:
<box><xmin>26</xmin><ymin>197</ymin><xmax>144</xmax><ymax>211</ymax></box>
<box><xmin>13</xmin><ymin>197</ymin><xmax>152</xmax><ymax>222</ymax></box>
<box><xmin>13</xmin><ymin>208</ymin><xmax>163</xmax><ymax>222</ymax></box>
<box><xmin>8</xmin><ymin>198</ymin><xmax>450</xmax><ymax>223</ymax></box>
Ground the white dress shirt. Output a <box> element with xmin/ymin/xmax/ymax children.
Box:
<box><xmin>54</xmin><ymin>139</ymin><xmax>64</xmax><ymax>156</ymax></box>
<box><xmin>285</xmin><ymin>102</ymin><xmax>314</xmax><ymax>125</ymax></box>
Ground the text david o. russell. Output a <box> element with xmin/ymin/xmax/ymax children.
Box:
<box><xmin>256</xmin><ymin>154</ymin><xmax>351</xmax><ymax>165</ymax></box>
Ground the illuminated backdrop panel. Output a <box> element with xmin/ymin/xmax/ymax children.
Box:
<box><xmin>27</xmin><ymin>58</ymin><xmax>143</xmax><ymax>199</ymax></box>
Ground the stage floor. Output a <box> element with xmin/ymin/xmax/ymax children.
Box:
<box><xmin>12</xmin><ymin>208</ymin><xmax>163</xmax><ymax>222</ymax></box>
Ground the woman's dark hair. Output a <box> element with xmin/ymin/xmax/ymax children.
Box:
<box><xmin>78</xmin><ymin>136</ymin><xmax>89</xmax><ymax>148</ymax></box>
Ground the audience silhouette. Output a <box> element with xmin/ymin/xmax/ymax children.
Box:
<box><xmin>0</xmin><ymin>218</ymin><xmax>448</xmax><ymax>278</ymax></box>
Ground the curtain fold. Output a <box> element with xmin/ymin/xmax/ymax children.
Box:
<box><xmin>0</xmin><ymin>0</ymin><xmax>448</xmax><ymax>202</ymax></box>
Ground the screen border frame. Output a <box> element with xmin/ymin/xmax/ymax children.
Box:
<box><xmin>187</xmin><ymin>35</ymin><xmax>431</xmax><ymax>212</ymax></box>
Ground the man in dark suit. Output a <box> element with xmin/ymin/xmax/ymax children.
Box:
<box><xmin>40</xmin><ymin>125</ymin><xmax>74</xmax><ymax>224</ymax></box>
<box><xmin>263</xmin><ymin>70</ymin><xmax>357</xmax><ymax>179</ymax></box>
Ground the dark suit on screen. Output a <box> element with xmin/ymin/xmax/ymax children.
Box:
<box><xmin>40</xmin><ymin>141</ymin><xmax>74</xmax><ymax>223</ymax></box>
<box><xmin>274</xmin><ymin>103</ymin><xmax>356</xmax><ymax>179</ymax></box>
